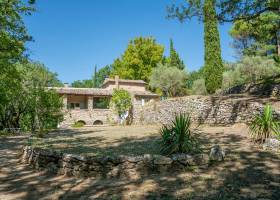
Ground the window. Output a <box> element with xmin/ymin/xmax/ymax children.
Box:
<box><xmin>68</xmin><ymin>103</ymin><xmax>80</xmax><ymax>109</ymax></box>
<box><xmin>93</xmin><ymin>97</ymin><xmax>110</xmax><ymax>109</ymax></box>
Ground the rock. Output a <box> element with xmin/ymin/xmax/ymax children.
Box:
<box><xmin>153</xmin><ymin>155</ymin><xmax>172</xmax><ymax>165</ymax></box>
<box><xmin>171</xmin><ymin>153</ymin><xmax>193</xmax><ymax>165</ymax></box>
<box><xmin>263</xmin><ymin>138</ymin><xmax>280</xmax><ymax>151</ymax></box>
<box><xmin>126</xmin><ymin>155</ymin><xmax>143</xmax><ymax>163</ymax></box>
<box><xmin>209</xmin><ymin>145</ymin><xmax>225</xmax><ymax>161</ymax></box>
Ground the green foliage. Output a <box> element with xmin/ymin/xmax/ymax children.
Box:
<box><xmin>249</xmin><ymin>105</ymin><xmax>280</xmax><ymax>143</ymax></box>
<box><xmin>191</xmin><ymin>78</ymin><xmax>208</xmax><ymax>95</ymax></box>
<box><xmin>167</xmin><ymin>0</ymin><xmax>279</xmax><ymax>23</ymax></box>
<box><xmin>222</xmin><ymin>56</ymin><xmax>280</xmax><ymax>89</ymax></box>
<box><xmin>111</xmin><ymin>37</ymin><xmax>164</xmax><ymax>82</ymax></box>
<box><xmin>0</xmin><ymin>62</ymin><xmax>63</xmax><ymax>132</ymax></box>
<box><xmin>159</xmin><ymin>113</ymin><xmax>199</xmax><ymax>155</ymax></box>
<box><xmin>72</xmin><ymin>121</ymin><xmax>85</xmax><ymax>128</ymax></box>
<box><xmin>169</xmin><ymin>39</ymin><xmax>185</xmax><ymax>70</ymax></box>
<box><xmin>0</xmin><ymin>0</ymin><xmax>35</xmax><ymax>66</ymax></box>
<box><xmin>93</xmin><ymin>97</ymin><xmax>110</xmax><ymax>109</ymax></box>
<box><xmin>0</xmin><ymin>0</ymin><xmax>62</xmax><ymax>134</ymax></box>
<box><xmin>230</xmin><ymin>12</ymin><xmax>280</xmax><ymax>58</ymax></box>
<box><xmin>93</xmin><ymin>65</ymin><xmax>112</xmax><ymax>88</ymax></box>
<box><xmin>150</xmin><ymin>63</ymin><xmax>188</xmax><ymax>97</ymax></box>
<box><xmin>186</xmin><ymin>68</ymin><xmax>204</xmax><ymax>89</ymax></box>
<box><xmin>71</xmin><ymin>79</ymin><xmax>93</xmax><ymax>88</ymax></box>
<box><xmin>110</xmin><ymin>89</ymin><xmax>132</xmax><ymax>117</ymax></box>
<box><xmin>203</xmin><ymin>0</ymin><xmax>224</xmax><ymax>94</ymax></box>
<box><xmin>0</xmin><ymin>0</ymin><xmax>35</xmax><ymax>120</ymax></box>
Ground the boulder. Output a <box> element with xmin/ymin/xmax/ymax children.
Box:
<box><xmin>209</xmin><ymin>145</ymin><xmax>225</xmax><ymax>161</ymax></box>
<box><xmin>263</xmin><ymin>138</ymin><xmax>280</xmax><ymax>151</ymax></box>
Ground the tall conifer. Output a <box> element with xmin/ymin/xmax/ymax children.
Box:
<box><xmin>203</xmin><ymin>0</ymin><xmax>224</xmax><ymax>94</ymax></box>
<box><xmin>169</xmin><ymin>39</ymin><xmax>185</xmax><ymax>70</ymax></box>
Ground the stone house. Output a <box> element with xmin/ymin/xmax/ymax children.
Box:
<box><xmin>51</xmin><ymin>76</ymin><xmax>159</xmax><ymax>126</ymax></box>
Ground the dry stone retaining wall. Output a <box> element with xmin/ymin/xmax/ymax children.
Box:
<box><xmin>133</xmin><ymin>95</ymin><xmax>280</xmax><ymax>125</ymax></box>
<box><xmin>21</xmin><ymin>146</ymin><xmax>211</xmax><ymax>179</ymax></box>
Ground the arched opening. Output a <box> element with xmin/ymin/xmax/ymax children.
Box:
<box><xmin>93</xmin><ymin>120</ymin><xmax>103</xmax><ymax>125</ymax></box>
<box><xmin>77</xmin><ymin>120</ymin><xmax>86</xmax><ymax>125</ymax></box>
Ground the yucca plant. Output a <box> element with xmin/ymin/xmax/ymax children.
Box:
<box><xmin>250</xmin><ymin>104</ymin><xmax>280</xmax><ymax>143</ymax></box>
<box><xmin>159</xmin><ymin>113</ymin><xmax>199</xmax><ymax>155</ymax></box>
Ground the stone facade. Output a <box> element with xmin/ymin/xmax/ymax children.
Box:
<box><xmin>133</xmin><ymin>95</ymin><xmax>280</xmax><ymax>125</ymax></box>
<box><xmin>60</xmin><ymin>109</ymin><xmax>117</xmax><ymax>126</ymax></box>
<box><xmin>51</xmin><ymin>76</ymin><xmax>159</xmax><ymax>126</ymax></box>
<box><xmin>21</xmin><ymin>146</ymin><xmax>215</xmax><ymax>179</ymax></box>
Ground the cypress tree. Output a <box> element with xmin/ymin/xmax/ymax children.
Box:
<box><xmin>93</xmin><ymin>65</ymin><xmax>97</xmax><ymax>87</ymax></box>
<box><xmin>169</xmin><ymin>39</ymin><xmax>185</xmax><ymax>70</ymax></box>
<box><xmin>203</xmin><ymin>0</ymin><xmax>224</xmax><ymax>94</ymax></box>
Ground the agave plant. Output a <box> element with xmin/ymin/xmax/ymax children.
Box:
<box><xmin>250</xmin><ymin>104</ymin><xmax>280</xmax><ymax>143</ymax></box>
<box><xmin>159</xmin><ymin>113</ymin><xmax>199</xmax><ymax>155</ymax></box>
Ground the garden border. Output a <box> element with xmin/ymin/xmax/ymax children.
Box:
<box><xmin>21</xmin><ymin>146</ymin><xmax>220</xmax><ymax>179</ymax></box>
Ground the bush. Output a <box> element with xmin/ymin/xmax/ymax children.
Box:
<box><xmin>150</xmin><ymin>63</ymin><xmax>188</xmax><ymax>97</ymax></box>
<box><xmin>110</xmin><ymin>89</ymin><xmax>132</xmax><ymax>124</ymax></box>
<box><xmin>249</xmin><ymin>104</ymin><xmax>280</xmax><ymax>143</ymax></box>
<box><xmin>191</xmin><ymin>78</ymin><xmax>208</xmax><ymax>95</ymax></box>
<box><xmin>159</xmin><ymin>113</ymin><xmax>199</xmax><ymax>155</ymax></box>
<box><xmin>72</xmin><ymin>121</ymin><xmax>85</xmax><ymax>128</ymax></box>
<box><xmin>222</xmin><ymin>56</ymin><xmax>280</xmax><ymax>89</ymax></box>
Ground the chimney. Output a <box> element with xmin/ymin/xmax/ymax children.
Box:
<box><xmin>64</xmin><ymin>83</ymin><xmax>69</xmax><ymax>88</ymax></box>
<box><xmin>115</xmin><ymin>75</ymin><xmax>119</xmax><ymax>89</ymax></box>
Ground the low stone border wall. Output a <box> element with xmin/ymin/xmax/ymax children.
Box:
<box><xmin>21</xmin><ymin>146</ymin><xmax>221</xmax><ymax>179</ymax></box>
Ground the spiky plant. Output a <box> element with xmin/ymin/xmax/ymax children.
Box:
<box><xmin>159</xmin><ymin>113</ymin><xmax>199</xmax><ymax>155</ymax></box>
<box><xmin>250</xmin><ymin>104</ymin><xmax>280</xmax><ymax>143</ymax></box>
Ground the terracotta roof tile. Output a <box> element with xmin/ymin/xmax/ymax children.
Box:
<box><xmin>48</xmin><ymin>87</ymin><xmax>159</xmax><ymax>97</ymax></box>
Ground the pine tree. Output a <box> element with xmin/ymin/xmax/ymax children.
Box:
<box><xmin>203</xmin><ymin>0</ymin><xmax>224</xmax><ymax>94</ymax></box>
<box><xmin>169</xmin><ymin>39</ymin><xmax>185</xmax><ymax>70</ymax></box>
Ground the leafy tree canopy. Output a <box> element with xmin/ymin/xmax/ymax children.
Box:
<box><xmin>0</xmin><ymin>0</ymin><xmax>35</xmax><ymax>67</ymax></box>
<box><xmin>230</xmin><ymin>12</ymin><xmax>280</xmax><ymax>58</ymax></box>
<box><xmin>167</xmin><ymin>0</ymin><xmax>279</xmax><ymax>23</ymax></box>
<box><xmin>150</xmin><ymin>63</ymin><xmax>188</xmax><ymax>97</ymax></box>
<box><xmin>111</xmin><ymin>37</ymin><xmax>164</xmax><ymax>82</ymax></box>
<box><xmin>71</xmin><ymin>79</ymin><xmax>93</xmax><ymax>88</ymax></box>
<box><xmin>222</xmin><ymin>56</ymin><xmax>280</xmax><ymax>89</ymax></box>
<box><xmin>110</xmin><ymin>89</ymin><xmax>132</xmax><ymax>117</ymax></box>
<box><xmin>93</xmin><ymin>65</ymin><xmax>112</xmax><ymax>88</ymax></box>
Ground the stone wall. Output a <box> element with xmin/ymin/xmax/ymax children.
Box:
<box><xmin>21</xmin><ymin>146</ymin><xmax>211</xmax><ymax>179</ymax></box>
<box><xmin>60</xmin><ymin>109</ymin><xmax>117</xmax><ymax>127</ymax></box>
<box><xmin>133</xmin><ymin>95</ymin><xmax>280</xmax><ymax>125</ymax></box>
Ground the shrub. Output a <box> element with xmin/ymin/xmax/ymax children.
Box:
<box><xmin>249</xmin><ymin>104</ymin><xmax>280</xmax><ymax>143</ymax></box>
<box><xmin>159</xmin><ymin>113</ymin><xmax>199</xmax><ymax>155</ymax></box>
<box><xmin>191</xmin><ymin>78</ymin><xmax>208</xmax><ymax>95</ymax></box>
<box><xmin>110</xmin><ymin>89</ymin><xmax>132</xmax><ymax>124</ymax></box>
<box><xmin>222</xmin><ymin>56</ymin><xmax>280</xmax><ymax>89</ymax></box>
<box><xmin>72</xmin><ymin>121</ymin><xmax>85</xmax><ymax>128</ymax></box>
<box><xmin>150</xmin><ymin>63</ymin><xmax>188</xmax><ymax>97</ymax></box>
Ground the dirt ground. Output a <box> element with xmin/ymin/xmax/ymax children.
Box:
<box><xmin>0</xmin><ymin>124</ymin><xmax>279</xmax><ymax>200</ymax></box>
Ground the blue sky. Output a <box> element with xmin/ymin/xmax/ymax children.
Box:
<box><xmin>24</xmin><ymin>0</ymin><xmax>235</xmax><ymax>83</ymax></box>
